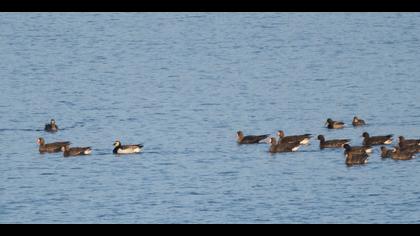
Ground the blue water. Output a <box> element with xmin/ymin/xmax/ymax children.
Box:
<box><xmin>1</xmin><ymin>13</ymin><xmax>420</xmax><ymax>223</ymax></box>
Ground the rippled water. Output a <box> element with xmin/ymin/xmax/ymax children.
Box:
<box><xmin>1</xmin><ymin>13</ymin><xmax>420</xmax><ymax>223</ymax></box>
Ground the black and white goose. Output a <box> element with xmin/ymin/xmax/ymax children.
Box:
<box><xmin>113</xmin><ymin>140</ymin><xmax>143</xmax><ymax>154</ymax></box>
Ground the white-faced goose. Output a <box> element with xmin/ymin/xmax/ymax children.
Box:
<box><xmin>352</xmin><ymin>116</ymin><xmax>366</xmax><ymax>127</ymax></box>
<box><xmin>398</xmin><ymin>136</ymin><xmax>420</xmax><ymax>147</ymax></box>
<box><xmin>268</xmin><ymin>137</ymin><xmax>301</xmax><ymax>153</ymax></box>
<box><xmin>317</xmin><ymin>135</ymin><xmax>350</xmax><ymax>149</ymax></box>
<box><xmin>277</xmin><ymin>130</ymin><xmax>311</xmax><ymax>145</ymax></box>
<box><xmin>362</xmin><ymin>132</ymin><xmax>393</xmax><ymax>146</ymax></box>
<box><xmin>236</xmin><ymin>131</ymin><xmax>270</xmax><ymax>144</ymax></box>
<box><xmin>44</xmin><ymin>119</ymin><xmax>59</xmax><ymax>132</ymax></box>
<box><xmin>37</xmin><ymin>137</ymin><xmax>70</xmax><ymax>154</ymax></box>
<box><xmin>344</xmin><ymin>145</ymin><xmax>369</xmax><ymax>166</ymax></box>
<box><xmin>113</xmin><ymin>140</ymin><xmax>143</xmax><ymax>154</ymax></box>
<box><xmin>61</xmin><ymin>145</ymin><xmax>92</xmax><ymax>157</ymax></box>
<box><xmin>325</xmin><ymin>118</ymin><xmax>345</xmax><ymax>129</ymax></box>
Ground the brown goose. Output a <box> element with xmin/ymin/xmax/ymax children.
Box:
<box><xmin>380</xmin><ymin>146</ymin><xmax>394</xmax><ymax>158</ymax></box>
<box><xmin>398</xmin><ymin>136</ymin><xmax>420</xmax><ymax>147</ymax></box>
<box><xmin>61</xmin><ymin>145</ymin><xmax>92</xmax><ymax>157</ymax></box>
<box><xmin>113</xmin><ymin>140</ymin><xmax>143</xmax><ymax>154</ymax></box>
<box><xmin>352</xmin><ymin>116</ymin><xmax>366</xmax><ymax>127</ymax></box>
<box><xmin>44</xmin><ymin>119</ymin><xmax>59</xmax><ymax>132</ymax></box>
<box><xmin>237</xmin><ymin>131</ymin><xmax>270</xmax><ymax>144</ymax></box>
<box><xmin>344</xmin><ymin>145</ymin><xmax>369</xmax><ymax>166</ymax></box>
<box><xmin>277</xmin><ymin>130</ymin><xmax>311</xmax><ymax>145</ymax></box>
<box><xmin>317</xmin><ymin>135</ymin><xmax>350</xmax><ymax>149</ymax></box>
<box><xmin>268</xmin><ymin>137</ymin><xmax>301</xmax><ymax>153</ymax></box>
<box><xmin>391</xmin><ymin>147</ymin><xmax>416</xmax><ymax>160</ymax></box>
<box><xmin>37</xmin><ymin>138</ymin><xmax>70</xmax><ymax>154</ymax></box>
<box><xmin>398</xmin><ymin>143</ymin><xmax>420</xmax><ymax>153</ymax></box>
<box><xmin>362</xmin><ymin>132</ymin><xmax>393</xmax><ymax>146</ymax></box>
<box><xmin>325</xmin><ymin>118</ymin><xmax>345</xmax><ymax>129</ymax></box>
<box><xmin>343</xmin><ymin>144</ymin><xmax>373</xmax><ymax>155</ymax></box>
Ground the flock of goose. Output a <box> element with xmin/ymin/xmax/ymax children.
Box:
<box><xmin>37</xmin><ymin>119</ymin><xmax>143</xmax><ymax>156</ymax></box>
<box><xmin>37</xmin><ymin>117</ymin><xmax>419</xmax><ymax>165</ymax></box>
<box><xmin>236</xmin><ymin>116</ymin><xmax>420</xmax><ymax>166</ymax></box>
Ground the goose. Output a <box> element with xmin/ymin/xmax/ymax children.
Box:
<box><xmin>380</xmin><ymin>146</ymin><xmax>394</xmax><ymax>158</ymax></box>
<box><xmin>113</xmin><ymin>140</ymin><xmax>143</xmax><ymax>154</ymax></box>
<box><xmin>352</xmin><ymin>116</ymin><xmax>366</xmax><ymax>127</ymax></box>
<box><xmin>268</xmin><ymin>137</ymin><xmax>301</xmax><ymax>153</ymax></box>
<box><xmin>398</xmin><ymin>136</ymin><xmax>420</xmax><ymax>147</ymax></box>
<box><xmin>62</xmin><ymin>145</ymin><xmax>92</xmax><ymax>157</ymax></box>
<box><xmin>237</xmin><ymin>131</ymin><xmax>270</xmax><ymax>144</ymax></box>
<box><xmin>44</xmin><ymin>119</ymin><xmax>59</xmax><ymax>132</ymax></box>
<box><xmin>277</xmin><ymin>130</ymin><xmax>311</xmax><ymax>145</ymax></box>
<box><xmin>362</xmin><ymin>132</ymin><xmax>393</xmax><ymax>146</ymax></box>
<box><xmin>344</xmin><ymin>144</ymin><xmax>369</xmax><ymax>166</ymax></box>
<box><xmin>391</xmin><ymin>147</ymin><xmax>416</xmax><ymax>160</ymax></box>
<box><xmin>317</xmin><ymin>135</ymin><xmax>350</xmax><ymax>149</ymax></box>
<box><xmin>37</xmin><ymin>137</ymin><xmax>70</xmax><ymax>154</ymax></box>
<box><xmin>325</xmin><ymin>118</ymin><xmax>345</xmax><ymax>129</ymax></box>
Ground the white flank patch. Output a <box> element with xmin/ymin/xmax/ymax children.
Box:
<box><xmin>84</xmin><ymin>149</ymin><xmax>92</xmax><ymax>155</ymax></box>
<box><xmin>300</xmin><ymin>138</ymin><xmax>310</xmax><ymax>145</ymax></box>
<box><xmin>292</xmin><ymin>146</ymin><xmax>300</xmax><ymax>152</ymax></box>
<box><xmin>384</xmin><ymin>139</ymin><xmax>393</xmax><ymax>145</ymax></box>
<box><xmin>365</xmin><ymin>148</ymin><xmax>373</xmax><ymax>154</ymax></box>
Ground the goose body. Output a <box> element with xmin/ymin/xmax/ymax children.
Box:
<box><xmin>325</xmin><ymin>118</ymin><xmax>345</xmax><ymax>129</ymax></box>
<box><xmin>391</xmin><ymin>147</ymin><xmax>416</xmax><ymax>160</ymax></box>
<box><xmin>362</xmin><ymin>132</ymin><xmax>393</xmax><ymax>146</ymax></box>
<box><xmin>62</xmin><ymin>146</ymin><xmax>92</xmax><ymax>157</ymax></box>
<box><xmin>344</xmin><ymin>145</ymin><xmax>369</xmax><ymax>166</ymax></box>
<box><xmin>380</xmin><ymin>146</ymin><xmax>394</xmax><ymax>158</ymax></box>
<box><xmin>398</xmin><ymin>136</ymin><xmax>420</xmax><ymax>147</ymax></box>
<box><xmin>44</xmin><ymin>119</ymin><xmax>59</xmax><ymax>132</ymax></box>
<box><xmin>113</xmin><ymin>140</ymin><xmax>143</xmax><ymax>154</ymax></box>
<box><xmin>37</xmin><ymin>138</ymin><xmax>70</xmax><ymax>153</ymax></box>
<box><xmin>237</xmin><ymin>131</ymin><xmax>270</xmax><ymax>144</ymax></box>
<box><xmin>317</xmin><ymin>135</ymin><xmax>350</xmax><ymax>149</ymax></box>
<box><xmin>269</xmin><ymin>138</ymin><xmax>301</xmax><ymax>153</ymax></box>
<box><xmin>352</xmin><ymin>116</ymin><xmax>366</xmax><ymax>127</ymax></box>
<box><xmin>277</xmin><ymin>130</ymin><xmax>311</xmax><ymax>145</ymax></box>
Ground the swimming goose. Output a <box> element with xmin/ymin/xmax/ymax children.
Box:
<box><xmin>398</xmin><ymin>136</ymin><xmax>420</xmax><ymax>147</ymax></box>
<box><xmin>113</xmin><ymin>140</ymin><xmax>143</xmax><ymax>154</ymax></box>
<box><xmin>44</xmin><ymin>119</ymin><xmax>59</xmax><ymax>132</ymax></box>
<box><xmin>343</xmin><ymin>144</ymin><xmax>373</xmax><ymax>155</ymax></box>
<box><xmin>277</xmin><ymin>130</ymin><xmax>311</xmax><ymax>145</ymax></box>
<box><xmin>391</xmin><ymin>147</ymin><xmax>416</xmax><ymax>160</ymax></box>
<box><xmin>37</xmin><ymin>137</ymin><xmax>70</xmax><ymax>154</ymax></box>
<box><xmin>325</xmin><ymin>118</ymin><xmax>345</xmax><ymax>129</ymax></box>
<box><xmin>380</xmin><ymin>146</ymin><xmax>394</xmax><ymax>158</ymax></box>
<box><xmin>362</xmin><ymin>132</ymin><xmax>393</xmax><ymax>146</ymax></box>
<box><xmin>237</xmin><ymin>131</ymin><xmax>270</xmax><ymax>144</ymax></box>
<box><xmin>344</xmin><ymin>144</ymin><xmax>369</xmax><ymax>166</ymax></box>
<box><xmin>317</xmin><ymin>135</ymin><xmax>350</xmax><ymax>149</ymax></box>
<box><xmin>61</xmin><ymin>145</ymin><xmax>92</xmax><ymax>157</ymax></box>
<box><xmin>268</xmin><ymin>137</ymin><xmax>301</xmax><ymax>153</ymax></box>
<box><xmin>352</xmin><ymin>116</ymin><xmax>366</xmax><ymax>127</ymax></box>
